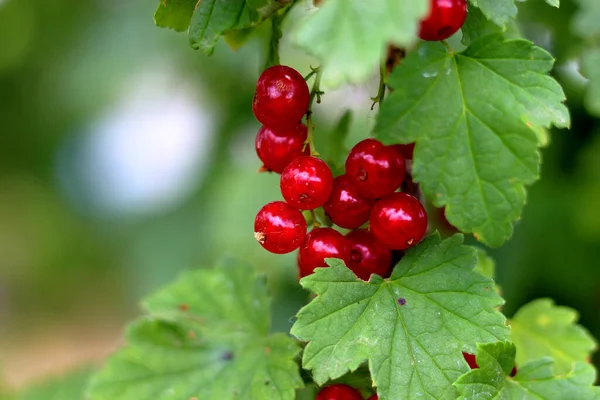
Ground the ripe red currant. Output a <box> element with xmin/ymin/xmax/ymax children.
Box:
<box><xmin>346</xmin><ymin>229</ymin><xmax>392</xmax><ymax>281</ymax></box>
<box><xmin>254</xmin><ymin>201</ymin><xmax>306</xmax><ymax>254</ymax></box>
<box><xmin>462</xmin><ymin>352</ymin><xmax>479</xmax><ymax>369</ymax></box>
<box><xmin>252</xmin><ymin>65</ymin><xmax>310</xmax><ymax>129</ymax></box>
<box><xmin>368</xmin><ymin>395</ymin><xmax>378</xmax><ymax>400</ymax></box>
<box><xmin>255</xmin><ymin>124</ymin><xmax>309</xmax><ymax>174</ymax></box>
<box><xmin>323</xmin><ymin>175</ymin><xmax>375</xmax><ymax>229</ymax></box>
<box><xmin>345</xmin><ymin>138</ymin><xmax>406</xmax><ymax>199</ymax></box>
<box><xmin>316</xmin><ymin>384</ymin><xmax>363</xmax><ymax>400</ymax></box>
<box><xmin>298</xmin><ymin>228</ymin><xmax>349</xmax><ymax>278</ymax></box>
<box><xmin>392</xmin><ymin>143</ymin><xmax>415</xmax><ymax>161</ymax></box>
<box><xmin>280</xmin><ymin>156</ymin><xmax>333</xmax><ymax>210</ymax></box>
<box><xmin>370</xmin><ymin>192</ymin><xmax>428</xmax><ymax>250</ymax></box>
<box><xmin>419</xmin><ymin>0</ymin><xmax>467</xmax><ymax>41</ymax></box>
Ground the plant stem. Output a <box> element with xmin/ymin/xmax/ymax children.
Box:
<box><xmin>305</xmin><ymin>66</ymin><xmax>324</xmax><ymax>156</ymax></box>
<box><xmin>371</xmin><ymin>59</ymin><xmax>387</xmax><ymax>110</ymax></box>
<box><xmin>264</xmin><ymin>14</ymin><xmax>284</xmax><ymax>69</ymax></box>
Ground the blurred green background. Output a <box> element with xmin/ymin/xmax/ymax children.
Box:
<box><xmin>0</xmin><ymin>0</ymin><xmax>599</xmax><ymax>397</ymax></box>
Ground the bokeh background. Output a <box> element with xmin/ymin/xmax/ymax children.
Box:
<box><xmin>0</xmin><ymin>0</ymin><xmax>599</xmax><ymax>397</ymax></box>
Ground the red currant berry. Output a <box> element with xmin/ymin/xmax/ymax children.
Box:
<box><xmin>419</xmin><ymin>0</ymin><xmax>467</xmax><ymax>41</ymax></box>
<box><xmin>254</xmin><ymin>201</ymin><xmax>306</xmax><ymax>254</ymax></box>
<box><xmin>316</xmin><ymin>384</ymin><xmax>363</xmax><ymax>400</ymax></box>
<box><xmin>256</xmin><ymin>124</ymin><xmax>309</xmax><ymax>174</ymax></box>
<box><xmin>346</xmin><ymin>229</ymin><xmax>392</xmax><ymax>281</ymax></box>
<box><xmin>370</xmin><ymin>192</ymin><xmax>428</xmax><ymax>250</ymax></box>
<box><xmin>280</xmin><ymin>156</ymin><xmax>333</xmax><ymax>210</ymax></box>
<box><xmin>323</xmin><ymin>175</ymin><xmax>375</xmax><ymax>229</ymax></box>
<box><xmin>345</xmin><ymin>138</ymin><xmax>406</xmax><ymax>199</ymax></box>
<box><xmin>392</xmin><ymin>143</ymin><xmax>415</xmax><ymax>161</ymax></box>
<box><xmin>462</xmin><ymin>352</ymin><xmax>479</xmax><ymax>369</ymax></box>
<box><xmin>510</xmin><ymin>366</ymin><xmax>517</xmax><ymax>377</ymax></box>
<box><xmin>298</xmin><ymin>228</ymin><xmax>349</xmax><ymax>278</ymax></box>
<box><xmin>252</xmin><ymin>65</ymin><xmax>310</xmax><ymax>129</ymax></box>
<box><xmin>368</xmin><ymin>395</ymin><xmax>378</xmax><ymax>400</ymax></box>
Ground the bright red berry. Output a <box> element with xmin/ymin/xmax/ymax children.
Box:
<box><xmin>298</xmin><ymin>228</ymin><xmax>349</xmax><ymax>278</ymax></box>
<box><xmin>323</xmin><ymin>175</ymin><xmax>375</xmax><ymax>229</ymax></box>
<box><xmin>280</xmin><ymin>156</ymin><xmax>333</xmax><ymax>210</ymax></box>
<box><xmin>255</xmin><ymin>124</ymin><xmax>309</xmax><ymax>173</ymax></box>
<box><xmin>419</xmin><ymin>0</ymin><xmax>467</xmax><ymax>41</ymax></box>
<box><xmin>392</xmin><ymin>143</ymin><xmax>415</xmax><ymax>161</ymax></box>
<box><xmin>370</xmin><ymin>192</ymin><xmax>428</xmax><ymax>250</ymax></box>
<box><xmin>462</xmin><ymin>352</ymin><xmax>479</xmax><ymax>369</ymax></box>
<box><xmin>345</xmin><ymin>138</ymin><xmax>406</xmax><ymax>199</ymax></box>
<box><xmin>346</xmin><ymin>229</ymin><xmax>392</xmax><ymax>281</ymax></box>
<box><xmin>316</xmin><ymin>384</ymin><xmax>363</xmax><ymax>400</ymax></box>
<box><xmin>254</xmin><ymin>201</ymin><xmax>306</xmax><ymax>254</ymax></box>
<box><xmin>252</xmin><ymin>65</ymin><xmax>310</xmax><ymax>129</ymax></box>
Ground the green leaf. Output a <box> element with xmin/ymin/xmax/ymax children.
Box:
<box><xmin>581</xmin><ymin>49</ymin><xmax>600</xmax><ymax>117</ymax></box>
<box><xmin>88</xmin><ymin>260</ymin><xmax>303</xmax><ymax>400</ymax></box>
<box><xmin>461</xmin><ymin>6</ymin><xmax>503</xmax><ymax>46</ymax></box>
<box><xmin>509</xmin><ymin>299</ymin><xmax>597</xmax><ymax>374</ymax></box>
<box><xmin>189</xmin><ymin>0</ymin><xmax>289</xmax><ymax>55</ymax></box>
<box><xmin>546</xmin><ymin>0</ymin><xmax>560</xmax><ymax>7</ymax></box>
<box><xmin>454</xmin><ymin>341</ymin><xmax>600</xmax><ymax>399</ymax></box>
<box><xmin>473</xmin><ymin>248</ymin><xmax>495</xmax><ymax>281</ymax></box>
<box><xmin>154</xmin><ymin>0</ymin><xmax>197</xmax><ymax>32</ymax></box>
<box><xmin>467</xmin><ymin>0</ymin><xmax>518</xmax><ymax>27</ymax></box>
<box><xmin>373</xmin><ymin>35</ymin><xmax>569</xmax><ymax>247</ymax></box>
<box><xmin>292</xmin><ymin>234</ymin><xmax>509</xmax><ymax>400</ymax></box>
<box><xmin>294</xmin><ymin>0</ymin><xmax>428</xmax><ymax>86</ymax></box>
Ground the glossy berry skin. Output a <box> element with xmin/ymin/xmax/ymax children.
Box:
<box><xmin>345</xmin><ymin>138</ymin><xmax>406</xmax><ymax>199</ymax></box>
<box><xmin>419</xmin><ymin>0</ymin><xmax>467</xmax><ymax>41</ymax></box>
<box><xmin>370</xmin><ymin>192</ymin><xmax>428</xmax><ymax>250</ymax></box>
<box><xmin>346</xmin><ymin>229</ymin><xmax>392</xmax><ymax>281</ymax></box>
<box><xmin>323</xmin><ymin>175</ymin><xmax>375</xmax><ymax>229</ymax></box>
<box><xmin>255</xmin><ymin>124</ymin><xmax>309</xmax><ymax>173</ymax></box>
<box><xmin>252</xmin><ymin>65</ymin><xmax>310</xmax><ymax>129</ymax></box>
<box><xmin>316</xmin><ymin>384</ymin><xmax>363</xmax><ymax>400</ymax></box>
<box><xmin>254</xmin><ymin>201</ymin><xmax>306</xmax><ymax>254</ymax></box>
<box><xmin>280</xmin><ymin>156</ymin><xmax>333</xmax><ymax>210</ymax></box>
<box><xmin>298</xmin><ymin>228</ymin><xmax>350</xmax><ymax>278</ymax></box>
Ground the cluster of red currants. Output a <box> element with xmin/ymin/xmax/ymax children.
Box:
<box><xmin>315</xmin><ymin>384</ymin><xmax>376</xmax><ymax>400</ymax></box>
<box><xmin>251</xmin><ymin>65</ymin><xmax>428</xmax><ymax>281</ymax></box>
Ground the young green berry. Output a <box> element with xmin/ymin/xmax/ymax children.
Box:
<box><xmin>255</xmin><ymin>124</ymin><xmax>309</xmax><ymax>173</ymax></box>
<box><xmin>315</xmin><ymin>384</ymin><xmax>363</xmax><ymax>400</ymax></box>
<box><xmin>346</xmin><ymin>229</ymin><xmax>392</xmax><ymax>281</ymax></box>
<box><xmin>323</xmin><ymin>175</ymin><xmax>375</xmax><ymax>229</ymax></box>
<box><xmin>280</xmin><ymin>156</ymin><xmax>333</xmax><ymax>210</ymax></box>
<box><xmin>419</xmin><ymin>0</ymin><xmax>467</xmax><ymax>41</ymax></box>
<box><xmin>254</xmin><ymin>201</ymin><xmax>306</xmax><ymax>254</ymax></box>
<box><xmin>298</xmin><ymin>228</ymin><xmax>349</xmax><ymax>278</ymax></box>
<box><xmin>345</xmin><ymin>138</ymin><xmax>406</xmax><ymax>199</ymax></box>
<box><xmin>370</xmin><ymin>192</ymin><xmax>428</xmax><ymax>250</ymax></box>
<box><xmin>252</xmin><ymin>65</ymin><xmax>310</xmax><ymax>129</ymax></box>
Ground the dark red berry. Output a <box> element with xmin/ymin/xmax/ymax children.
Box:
<box><xmin>392</xmin><ymin>143</ymin><xmax>415</xmax><ymax>160</ymax></box>
<box><xmin>368</xmin><ymin>395</ymin><xmax>378</xmax><ymax>400</ymax></box>
<box><xmin>298</xmin><ymin>228</ymin><xmax>349</xmax><ymax>278</ymax></box>
<box><xmin>252</xmin><ymin>65</ymin><xmax>310</xmax><ymax>129</ymax></box>
<box><xmin>254</xmin><ymin>201</ymin><xmax>306</xmax><ymax>254</ymax></box>
<box><xmin>510</xmin><ymin>366</ymin><xmax>517</xmax><ymax>377</ymax></box>
<box><xmin>419</xmin><ymin>0</ymin><xmax>467</xmax><ymax>41</ymax></box>
<box><xmin>280</xmin><ymin>156</ymin><xmax>333</xmax><ymax>210</ymax></box>
<box><xmin>345</xmin><ymin>138</ymin><xmax>406</xmax><ymax>199</ymax></box>
<box><xmin>316</xmin><ymin>384</ymin><xmax>363</xmax><ymax>400</ymax></box>
<box><xmin>370</xmin><ymin>192</ymin><xmax>428</xmax><ymax>250</ymax></box>
<box><xmin>346</xmin><ymin>229</ymin><xmax>392</xmax><ymax>281</ymax></box>
<box><xmin>323</xmin><ymin>175</ymin><xmax>375</xmax><ymax>229</ymax></box>
<box><xmin>462</xmin><ymin>352</ymin><xmax>479</xmax><ymax>369</ymax></box>
<box><xmin>255</xmin><ymin>124</ymin><xmax>309</xmax><ymax>173</ymax></box>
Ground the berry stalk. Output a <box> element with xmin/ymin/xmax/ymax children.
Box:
<box><xmin>305</xmin><ymin>66</ymin><xmax>324</xmax><ymax>156</ymax></box>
